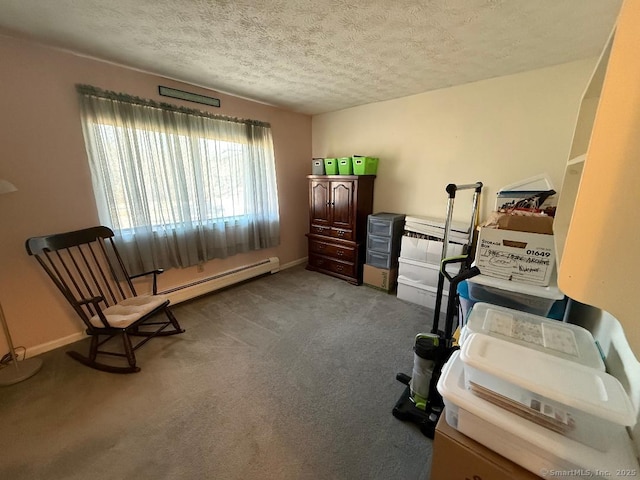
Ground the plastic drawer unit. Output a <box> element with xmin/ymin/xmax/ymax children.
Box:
<box><xmin>366</xmin><ymin>249</ymin><xmax>394</xmax><ymax>269</ymax></box>
<box><xmin>367</xmin><ymin>234</ymin><xmax>394</xmax><ymax>254</ymax></box>
<box><xmin>367</xmin><ymin>213</ymin><xmax>405</xmax><ymax>238</ymax></box>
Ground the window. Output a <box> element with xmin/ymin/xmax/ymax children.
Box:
<box><xmin>77</xmin><ymin>85</ymin><xmax>280</xmax><ymax>273</ymax></box>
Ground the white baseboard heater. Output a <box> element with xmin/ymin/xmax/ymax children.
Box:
<box><xmin>160</xmin><ymin>256</ymin><xmax>280</xmax><ymax>305</ymax></box>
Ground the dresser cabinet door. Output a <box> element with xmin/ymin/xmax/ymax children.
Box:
<box><xmin>330</xmin><ymin>181</ymin><xmax>355</xmax><ymax>240</ymax></box>
<box><xmin>310</xmin><ymin>180</ymin><xmax>331</xmax><ymax>226</ymax></box>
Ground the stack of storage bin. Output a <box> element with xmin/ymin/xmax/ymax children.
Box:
<box><xmin>363</xmin><ymin>213</ymin><xmax>405</xmax><ymax>291</ymax></box>
<box><xmin>396</xmin><ymin>215</ymin><xmax>466</xmax><ymax>309</ymax></box>
<box><xmin>463</xmin><ymin>176</ymin><xmax>566</xmax><ymax>320</ymax></box>
<box><xmin>461</xmin><ymin>212</ymin><xmax>565</xmax><ymax>322</ymax></box>
<box><xmin>437</xmin><ymin>303</ymin><xmax>639</xmax><ymax>479</ymax></box>
<box><xmin>314</xmin><ymin>156</ymin><xmax>379</xmax><ymax>176</ymax></box>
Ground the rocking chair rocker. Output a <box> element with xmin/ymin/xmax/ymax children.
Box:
<box><xmin>26</xmin><ymin>226</ymin><xmax>185</xmax><ymax>373</ymax></box>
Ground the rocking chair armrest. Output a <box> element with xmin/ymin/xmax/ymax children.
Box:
<box><xmin>128</xmin><ymin>269</ymin><xmax>164</xmax><ymax>295</ymax></box>
<box><xmin>76</xmin><ymin>296</ymin><xmax>104</xmax><ymax>306</ymax></box>
<box><xmin>76</xmin><ymin>296</ymin><xmax>111</xmax><ymax>328</ymax></box>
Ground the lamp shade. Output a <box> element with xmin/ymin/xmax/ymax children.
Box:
<box><xmin>0</xmin><ymin>179</ymin><xmax>17</xmax><ymax>195</ymax></box>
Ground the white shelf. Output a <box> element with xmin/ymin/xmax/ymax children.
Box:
<box><xmin>554</xmin><ymin>30</ymin><xmax>613</xmax><ymax>267</ymax></box>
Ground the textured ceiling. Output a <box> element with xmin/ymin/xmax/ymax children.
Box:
<box><xmin>0</xmin><ymin>0</ymin><xmax>622</xmax><ymax>115</ymax></box>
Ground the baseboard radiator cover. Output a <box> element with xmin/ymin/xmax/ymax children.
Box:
<box><xmin>160</xmin><ymin>256</ymin><xmax>280</xmax><ymax>305</ymax></box>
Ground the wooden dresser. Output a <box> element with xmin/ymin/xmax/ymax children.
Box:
<box><xmin>305</xmin><ymin>175</ymin><xmax>375</xmax><ymax>284</ymax></box>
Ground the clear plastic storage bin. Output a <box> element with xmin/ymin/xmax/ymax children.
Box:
<box><xmin>366</xmin><ymin>249</ymin><xmax>393</xmax><ymax>269</ymax></box>
<box><xmin>459</xmin><ymin>334</ymin><xmax>636</xmax><ymax>452</ymax></box>
<box><xmin>467</xmin><ymin>273</ymin><xmax>563</xmax><ymax>317</ymax></box>
<box><xmin>367</xmin><ymin>234</ymin><xmax>393</xmax><ymax>254</ymax></box>
<box><xmin>459</xmin><ymin>303</ymin><xmax>604</xmax><ymax>371</ymax></box>
<box><xmin>437</xmin><ymin>351</ymin><xmax>639</xmax><ymax>480</ymax></box>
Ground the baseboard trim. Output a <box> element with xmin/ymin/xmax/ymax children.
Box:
<box><xmin>279</xmin><ymin>257</ymin><xmax>307</xmax><ymax>270</ymax></box>
<box><xmin>27</xmin><ymin>331</ymin><xmax>86</xmax><ymax>358</ymax></box>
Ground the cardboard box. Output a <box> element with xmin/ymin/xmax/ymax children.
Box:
<box><xmin>363</xmin><ymin>264</ymin><xmax>397</xmax><ymax>292</ymax></box>
<box><xmin>430</xmin><ymin>410</ymin><xmax>540</xmax><ymax>480</ymax></box>
<box><xmin>496</xmin><ymin>214</ymin><xmax>554</xmax><ymax>235</ymax></box>
<box><xmin>475</xmin><ymin>227</ymin><xmax>555</xmax><ymax>286</ymax></box>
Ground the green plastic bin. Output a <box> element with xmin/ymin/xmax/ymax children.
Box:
<box><xmin>353</xmin><ymin>156</ymin><xmax>379</xmax><ymax>175</ymax></box>
<box><xmin>324</xmin><ymin>158</ymin><xmax>338</xmax><ymax>175</ymax></box>
<box><xmin>338</xmin><ymin>157</ymin><xmax>353</xmax><ymax>175</ymax></box>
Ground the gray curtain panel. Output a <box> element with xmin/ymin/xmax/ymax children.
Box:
<box><xmin>77</xmin><ymin>85</ymin><xmax>280</xmax><ymax>274</ymax></box>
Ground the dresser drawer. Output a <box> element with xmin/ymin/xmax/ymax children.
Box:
<box><xmin>309</xmin><ymin>224</ymin><xmax>354</xmax><ymax>242</ymax></box>
<box><xmin>308</xmin><ymin>253</ymin><xmax>356</xmax><ymax>278</ymax></box>
<box><xmin>310</xmin><ymin>224</ymin><xmax>331</xmax><ymax>236</ymax></box>
<box><xmin>330</xmin><ymin>226</ymin><xmax>354</xmax><ymax>241</ymax></box>
<box><xmin>309</xmin><ymin>238</ymin><xmax>357</xmax><ymax>262</ymax></box>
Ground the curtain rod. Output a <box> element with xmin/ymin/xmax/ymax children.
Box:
<box><xmin>75</xmin><ymin>84</ymin><xmax>271</xmax><ymax>128</ymax></box>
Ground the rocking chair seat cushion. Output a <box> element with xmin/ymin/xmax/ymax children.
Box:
<box><xmin>89</xmin><ymin>295</ymin><xmax>169</xmax><ymax>328</ymax></box>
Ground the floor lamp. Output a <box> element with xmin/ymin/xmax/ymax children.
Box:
<box><xmin>0</xmin><ymin>179</ymin><xmax>43</xmax><ymax>386</ymax></box>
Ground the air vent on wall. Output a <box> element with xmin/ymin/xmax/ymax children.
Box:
<box><xmin>158</xmin><ymin>86</ymin><xmax>220</xmax><ymax>107</ymax></box>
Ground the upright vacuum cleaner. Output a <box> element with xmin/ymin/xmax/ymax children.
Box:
<box><xmin>392</xmin><ymin>182</ymin><xmax>482</xmax><ymax>438</ymax></box>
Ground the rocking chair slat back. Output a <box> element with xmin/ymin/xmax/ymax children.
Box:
<box><xmin>26</xmin><ymin>226</ymin><xmax>135</xmax><ymax>330</ymax></box>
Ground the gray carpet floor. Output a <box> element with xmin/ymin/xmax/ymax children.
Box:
<box><xmin>0</xmin><ymin>265</ymin><xmax>436</xmax><ymax>479</ymax></box>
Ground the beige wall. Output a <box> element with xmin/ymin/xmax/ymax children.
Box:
<box><xmin>312</xmin><ymin>58</ymin><xmax>597</xmax><ymax>224</ymax></box>
<box><xmin>0</xmin><ymin>34</ymin><xmax>311</xmax><ymax>355</ymax></box>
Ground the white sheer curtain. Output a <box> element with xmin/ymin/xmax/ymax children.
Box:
<box><xmin>77</xmin><ymin>85</ymin><xmax>280</xmax><ymax>274</ymax></box>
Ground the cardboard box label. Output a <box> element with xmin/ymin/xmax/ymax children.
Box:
<box><xmin>476</xmin><ymin>228</ymin><xmax>555</xmax><ymax>286</ymax></box>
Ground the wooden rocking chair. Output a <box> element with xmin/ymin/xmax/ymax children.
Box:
<box><xmin>26</xmin><ymin>226</ymin><xmax>185</xmax><ymax>373</ymax></box>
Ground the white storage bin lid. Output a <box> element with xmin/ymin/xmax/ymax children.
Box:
<box><xmin>460</xmin><ymin>334</ymin><xmax>636</xmax><ymax>426</ymax></box>
<box><xmin>468</xmin><ymin>271</ymin><xmax>564</xmax><ymax>300</ymax></box>
<box><xmin>462</xmin><ymin>303</ymin><xmax>604</xmax><ymax>371</ymax></box>
<box><xmin>404</xmin><ymin>215</ymin><xmax>470</xmax><ymax>234</ymax></box>
<box><xmin>404</xmin><ymin>215</ymin><xmax>469</xmax><ymax>242</ymax></box>
<box><xmin>437</xmin><ymin>351</ymin><xmax>639</xmax><ymax>475</ymax></box>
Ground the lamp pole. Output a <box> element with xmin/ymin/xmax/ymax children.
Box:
<box><xmin>0</xmin><ymin>178</ymin><xmax>43</xmax><ymax>385</ymax></box>
<box><xmin>0</xmin><ymin>302</ymin><xmax>43</xmax><ymax>385</ymax></box>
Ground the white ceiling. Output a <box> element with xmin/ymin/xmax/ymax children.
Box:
<box><xmin>0</xmin><ymin>0</ymin><xmax>622</xmax><ymax>115</ymax></box>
